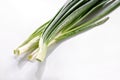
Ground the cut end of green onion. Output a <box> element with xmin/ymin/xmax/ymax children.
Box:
<box><xmin>36</xmin><ymin>39</ymin><xmax>47</xmax><ymax>62</ymax></box>
<box><xmin>14</xmin><ymin>47</ymin><xmax>27</xmax><ymax>55</ymax></box>
<box><xmin>13</xmin><ymin>46</ymin><xmax>28</xmax><ymax>55</ymax></box>
<box><xmin>36</xmin><ymin>58</ymin><xmax>42</xmax><ymax>62</ymax></box>
<box><xmin>27</xmin><ymin>50</ymin><xmax>38</xmax><ymax>60</ymax></box>
<box><xmin>14</xmin><ymin>36</ymin><xmax>39</xmax><ymax>56</ymax></box>
<box><xmin>28</xmin><ymin>55</ymin><xmax>34</xmax><ymax>60</ymax></box>
<box><xmin>14</xmin><ymin>49</ymin><xmax>20</xmax><ymax>55</ymax></box>
<box><xmin>35</xmin><ymin>50</ymin><xmax>47</xmax><ymax>62</ymax></box>
<box><xmin>35</xmin><ymin>52</ymin><xmax>47</xmax><ymax>62</ymax></box>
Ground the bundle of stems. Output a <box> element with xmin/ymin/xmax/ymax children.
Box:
<box><xmin>14</xmin><ymin>0</ymin><xmax>120</xmax><ymax>62</ymax></box>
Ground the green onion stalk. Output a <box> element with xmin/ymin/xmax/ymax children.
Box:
<box><xmin>14</xmin><ymin>0</ymin><xmax>120</xmax><ymax>62</ymax></box>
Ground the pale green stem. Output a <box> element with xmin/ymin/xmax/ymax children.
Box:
<box><xmin>14</xmin><ymin>36</ymin><xmax>39</xmax><ymax>55</ymax></box>
<box><xmin>28</xmin><ymin>48</ymin><xmax>39</xmax><ymax>60</ymax></box>
<box><xmin>36</xmin><ymin>38</ymin><xmax>47</xmax><ymax>62</ymax></box>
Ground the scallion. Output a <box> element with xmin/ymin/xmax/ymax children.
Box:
<box><xmin>14</xmin><ymin>0</ymin><xmax>120</xmax><ymax>62</ymax></box>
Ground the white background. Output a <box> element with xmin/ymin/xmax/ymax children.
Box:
<box><xmin>0</xmin><ymin>0</ymin><xmax>120</xmax><ymax>80</ymax></box>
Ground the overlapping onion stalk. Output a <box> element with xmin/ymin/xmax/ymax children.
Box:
<box><xmin>14</xmin><ymin>0</ymin><xmax>120</xmax><ymax>62</ymax></box>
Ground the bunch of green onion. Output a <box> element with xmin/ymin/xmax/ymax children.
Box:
<box><xmin>14</xmin><ymin>0</ymin><xmax>120</xmax><ymax>62</ymax></box>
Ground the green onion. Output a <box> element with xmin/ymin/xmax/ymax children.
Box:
<box><xmin>14</xmin><ymin>0</ymin><xmax>120</xmax><ymax>62</ymax></box>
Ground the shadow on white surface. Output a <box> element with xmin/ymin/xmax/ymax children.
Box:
<box><xmin>35</xmin><ymin>42</ymin><xmax>62</xmax><ymax>80</ymax></box>
<box><xmin>12</xmin><ymin>42</ymin><xmax>62</xmax><ymax>80</ymax></box>
<box><xmin>35</xmin><ymin>61</ymin><xmax>46</xmax><ymax>80</ymax></box>
<box><xmin>43</xmin><ymin>77</ymin><xmax>60</xmax><ymax>80</ymax></box>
